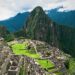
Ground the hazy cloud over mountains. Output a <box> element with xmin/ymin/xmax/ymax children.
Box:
<box><xmin>0</xmin><ymin>0</ymin><xmax>75</xmax><ymax>20</ymax></box>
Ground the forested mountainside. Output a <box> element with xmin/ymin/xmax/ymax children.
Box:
<box><xmin>47</xmin><ymin>7</ymin><xmax>75</xmax><ymax>27</ymax></box>
<box><xmin>0</xmin><ymin>12</ymin><xmax>29</xmax><ymax>32</ymax></box>
<box><xmin>24</xmin><ymin>6</ymin><xmax>53</xmax><ymax>42</ymax></box>
<box><xmin>24</xmin><ymin>6</ymin><xmax>75</xmax><ymax>58</ymax></box>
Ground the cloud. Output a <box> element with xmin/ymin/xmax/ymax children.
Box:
<box><xmin>0</xmin><ymin>0</ymin><xmax>75</xmax><ymax>20</ymax></box>
<box><xmin>58</xmin><ymin>0</ymin><xmax>75</xmax><ymax>12</ymax></box>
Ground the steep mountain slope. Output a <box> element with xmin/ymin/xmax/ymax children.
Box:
<box><xmin>55</xmin><ymin>24</ymin><xmax>75</xmax><ymax>57</ymax></box>
<box><xmin>24</xmin><ymin>6</ymin><xmax>75</xmax><ymax>58</ymax></box>
<box><xmin>24</xmin><ymin>6</ymin><xmax>56</xmax><ymax>45</ymax></box>
<box><xmin>0</xmin><ymin>12</ymin><xmax>29</xmax><ymax>32</ymax></box>
<box><xmin>47</xmin><ymin>7</ymin><xmax>75</xmax><ymax>27</ymax></box>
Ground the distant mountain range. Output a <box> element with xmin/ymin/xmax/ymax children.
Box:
<box><xmin>0</xmin><ymin>7</ymin><xmax>75</xmax><ymax>32</ymax></box>
<box><xmin>0</xmin><ymin>12</ymin><xmax>29</xmax><ymax>32</ymax></box>
<box><xmin>47</xmin><ymin>7</ymin><xmax>75</xmax><ymax>27</ymax></box>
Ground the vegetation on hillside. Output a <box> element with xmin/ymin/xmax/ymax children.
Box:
<box><xmin>0</xmin><ymin>25</ymin><xmax>14</xmax><ymax>42</ymax></box>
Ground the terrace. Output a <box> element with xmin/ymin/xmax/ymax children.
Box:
<box><xmin>10</xmin><ymin>41</ymin><xmax>55</xmax><ymax>74</ymax></box>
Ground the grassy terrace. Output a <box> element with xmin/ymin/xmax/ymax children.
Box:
<box><xmin>35</xmin><ymin>59</ymin><xmax>55</xmax><ymax>69</ymax></box>
<box><xmin>11</xmin><ymin>42</ymin><xmax>55</xmax><ymax>71</ymax></box>
<box><xmin>11</xmin><ymin>43</ymin><xmax>40</xmax><ymax>59</ymax></box>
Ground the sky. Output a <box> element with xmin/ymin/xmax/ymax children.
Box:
<box><xmin>0</xmin><ymin>0</ymin><xmax>75</xmax><ymax>20</ymax></box>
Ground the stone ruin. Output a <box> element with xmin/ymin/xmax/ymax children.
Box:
<box><xmin>23</xmin><ymin>56</ymin><xmax>48</xmax><ymax>75</ymax></box>
<box><xmin>8</xmin><ymin>66</ymin><xmax>18</xmax><ymax>75</ymax></box>
<box><xmin>0</xmin><ymin>39</ymin><xmax>67</xmax><ymax>75</ymax></box>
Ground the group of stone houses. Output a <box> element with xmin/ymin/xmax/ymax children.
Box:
<box><xmin>0</xmin><ymin>37</ymin><xmax>67</xmax><ymax>75</ymax></box>
<box><xmin>0</xmin><ymin>53</ymin><xmax>48</xmax><ymax>75</ymax></box>
<box><xmin>0</xmin><ymin>38</ymin><xmax>48</xmax><ymax>75</ymax></box>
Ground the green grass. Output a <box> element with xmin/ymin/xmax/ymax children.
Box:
<box><xmin>11</xmin><ymin>42</ymin><xmax>55</xmax><ymax>72</ymax></box>
<box><xmin>11</xmin><ymin>43</ymin><xmax>40</xmax><ymax>59</ymax></box>
<box><xmin>68</xmin><ymin>58</ymin><xmax>75</xmax><ymax>74</ymax></box>
<box><xmin>35</xmin><ymin>59</ymin><xmax>55</xmax><ymax>69</ymax></box>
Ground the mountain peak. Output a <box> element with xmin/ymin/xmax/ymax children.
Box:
<box><xmin>30</xmin><ymin>6</ymin><xmax>45</xmax><ymax>17</ymax></box>
<box><xmin>24</xmin><ymin>6</ymin><xmax>53</xmax><ymax>43</ymax></box>
<box><xmin>33</xmin><ymin>6</ymin><xmax>43</xmax><ymax>12</ymax></box>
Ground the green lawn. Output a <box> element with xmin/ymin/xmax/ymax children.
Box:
<box><xmin>11</xmin><ymin>42</ymin><xmax>55</xmax><ymax>71</ymax></box>
<box><xmin>11</xmin><ymin>43</ymin><xmax>40</xmax><ymax>58</ymax></box>
<box><xmin>35</xmin><ymin>59</ymin><xmax>55</xmax><ymax>70</ymax></box>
